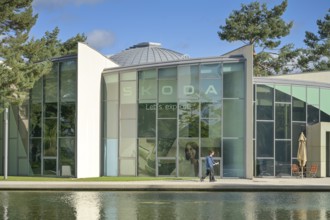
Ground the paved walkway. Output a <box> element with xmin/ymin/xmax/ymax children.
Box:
<box><xmin>1</xmin><ymin>177</ymin><xmax>330</xmax><ymax>191</ymax></box>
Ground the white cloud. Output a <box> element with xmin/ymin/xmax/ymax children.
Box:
<box><xmin>33</xmin><ymin>0</ymin><xmax>103</xmax><ymax>9</ymax></box>
<box><xmin>86</xmin><ymin>30</ymin><xmax>115</xmax><ymax>51</ymax></box>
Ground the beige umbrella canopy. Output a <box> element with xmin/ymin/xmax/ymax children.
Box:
<box><xmin>297</xmin><ymin>132</ymin><xmax>307</xmax><ymax>177</ymax></box>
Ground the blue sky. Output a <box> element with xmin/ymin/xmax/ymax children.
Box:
<box><xmin>31</xmin><ymin>0</ymin><xmax>329</xmax><ymax>58</ymax></box>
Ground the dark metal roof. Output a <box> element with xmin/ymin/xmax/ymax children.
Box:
<box><xmin>109</xmin><ymin>42</ymin><xmax>188</xmax><ymax>67</ymax></box>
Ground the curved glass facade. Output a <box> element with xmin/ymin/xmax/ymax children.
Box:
<box><xmin>254</xmin><ymin>83</ymin><xmax>330</xmax><ymax>177</ymax></box>
<box><xmin>103</xmin><ymin>60</ymin><xmax>246</xmax><ymax>177</ymax></box>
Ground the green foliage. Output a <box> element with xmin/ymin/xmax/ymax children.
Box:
<box><xmin>218</xmin><ymin>0</ymin><xmax>295</xmax><ymax>75</ymax></box>
<box><xmin>296</xmin><ymin>9</ymin><xmax>330</xmax><ymax>72</ymax></box>
<box><xmin>0</xmin><ymin>1</ymin><xmax>87</xmax><ymax>113</ymax></box>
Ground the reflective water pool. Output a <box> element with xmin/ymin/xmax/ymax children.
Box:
<box><xmin>1</xmin><ymin>191</ymin><xmax>330</xmax><ymax>219</ymax></box>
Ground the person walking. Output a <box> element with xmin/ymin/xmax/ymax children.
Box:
<box><xmin>200</xmin><ymin>150</ymin><xmax>219</xmax><ymax>182</ymax></box>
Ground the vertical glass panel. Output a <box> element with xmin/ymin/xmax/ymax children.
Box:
<box><xmin>200</xmin><ymin>138</ymin><xmax>221</xmax><ymax>157</ymax></box>
<box><xmin>223</xmin><ymin>99</ymin><xmax>244</xmax><ymax>138</ymax></box>
<box><xmin>104</xmin><ymin>139</ymin><xmax>118</xmax><ymax>176</ymax></box>
<box><xmin>223</xmin><ymin>62</ymin><xmax>244</xmax><ymax>98</ymax></box>
<box><xmin>307</xmin><ymin>87</ymin><xmax>319</xmax><ymax>105</ymax></box>
<box><xmin>200</xmin><ymin>79</ymin><xmax>221</xmax><ymax>102</ymax></box>
<box><xmin>256</xmin><ymin>85</ymin><xmax>274</xmax><ymax>120</ymax></box>
<box><xmin>60</xmin><ymin>59</ymin><xmax>77</xmax><ymax>102</ymax></box>
<box><xmin>43</xmin><ymin>159</ymin><xmax>57</xmax><ymax>176</ymax></box>
<box><xmin>138</xmin><ymin>138</ymin><xmax>156</xmax><ymax>176</ymax></box>
<box><xmin>138</xmin><ymin>102</ymin><xmax>156</xmax><ymax>137</ymax></box>
<box><xmin>292</xmin><ymin>85</ymin><xmax>306</xmax><ymax>102</ymax></box>
<box><xmin>275</xmin><ymin>103</ymin><xmax>291</xmax><ymax>139</ymax></box>
<box><xmin>31</xmin><ymin>79</ymin><xmax>43</xmax><ymax>102</ymax></box>
<box><xmin>104</xmin><ymin>73</ymin><xmax>118</xmax><ymax>101</ymax></box>
<box><xmin>292</xmin><ymin>123</ymin><xmax>305</xmax><ymax>158</ymax></box>
<box><xmin>158</xmin><ymin>119</ymin><xmax>177</xmax><ymax>157</ymax></box>
<box><xmin>256</xmin><ymin>122</ymin><xmax>274</xmax><ymax>157</ymax></box>
<box><xmin>120</xmin><ymin>81</ymin><xmax>136</xmax><ymax>104</ymax></box>
<box><xmin>159</xmin><ymin>67</ymin><xmax>177</xmax><ymax>79</ymax></box>
<box><xmin>44</xmin><ymin>65</ymin><xmax>58</xmax><ymax>103</ymax></box>
<box><xmin>256</xmin><ymin>159</ymin><xmax>274</xmax><ymax>176</ymax></box>
<box><xmin>179</xmin><ymin>102</ymin><xmax>199</xmax><ymax>137</ymax></box>
<box><xmin>44</xmin><ymin>119</ymin><xmax>57</xmax><ymax>157</ymax></box>
<box><xmin>59</xmin><ymin>138</ymin><xmax>75</xmax><ymax>176</ymax></box>
<box><xmin>158</xmin><ymin>103</ymin><xmax>177</xmax><ymax>118</ymax></box>
<box><xmin>177</xmin><ymin>65</ymin><xmax>199</xmax><ymax>100</ymax></box>
<box><xmin>200</xmin><ymin>63</ymin><xmax>221</xmax><ymax>78</ymax></box>
<box><xmin>292</xmin><ymin>96</ymin><xmax>306</xmax><ymax>122</ymax></box>
<box><xmin>158</xmin><ymin>159</ymin><xmax>176</xmax><ymax>176</ymax></box>
<box><xmin>105</xmin><ymin>101</ymin><xmax>118</xmax><ymax>138</ymax></box>
<box><xmin>45</xmin><ymin>103</ymin><xmax>57</xmax><ymax>118</ymax></box>
<box><xmin>201</xmin><ymin>118</ymin><xmax>221</xmax><ymax>138</ymax></box>
<box><xmin>138</xmin><ymin>69</ymin><xmax>157</xmax><ymax>100</ymax></box>
<box><xmin>320</xmin><ymin>89</ymin><xmax>330</xmax><ymax>122</ymax></box>
<box><xmin>120</xmin><ymin>71</ymin><xmax>136</xmax><ymax>81</ymax></box>
<box><xmin>275</xmin><ymin>141</ymin><xmax>291</xmax><ymax>176</ymax></box>
<box><xmin>120</xmin><ymin>103</ymin><xmax>137</xmax><ymax>119</ymax></box>
<box><xmin>60</xmin><ymin>103</ymin><xmax>75</xmax><ymax>137</ymax></box>
<box><xmin>201</xmin><ymin>102</ymin><xmax>221</xmax><ymax>119</ymax></box>
<box><xmin>275</xmin><ymin>85</ymin><xmax>291</xmax><ymax>102</ymax></box>
<box><xmin>120</xmin><ymin>119</ymin><xmax>137</xmax><ymax>138</ymax></box>
<box><xmin>30</xmin><ymin>103</ymin><xmax>42</xmax><ymax>137</ymax></box>
<box><xmin>307</xmin><ymin>105</ymin><xmax>319</xmax><ymax>124</ymax></box>
<box><xmin>119</xmin><ymin>138</ymin><xmax>136</xmax><ymax>157</ymax></box>
<box><xmin>30</xmin><ymin>138</ymin><xmax>41</xmax><ymax>175</ymax></box>
<box><xmin>159</xmin><ymin>80</ymin><xmax>177</xmax><ymax>103</ymax></box>
<box><xmin>119</xmin><ymin>158</ymin><xmax>136</xmax><ymax>175</ymax></box>
<box><xmin>178</xmin><ymin>139</ymin><xmax>199</xmax><ymax>177</ymax></box>
<box><xmin>223</xmin><ymin>139</ymin><xmax>244</xmax><ymax>177</ymax></box>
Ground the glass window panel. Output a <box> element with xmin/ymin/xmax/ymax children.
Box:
<box><xmin>200</xmin><ymin>63</ymin><xmax>221</xmax><ymax>78</ymax></box>
<box><xmin>31</xmin><ymin>79</ymin><xmax>43</xmax><ymax>103</ymax></box>
<box><xmin>275</xmin><ymin>141</ymin><xmax>291</xmax><ymax>177</ymax></box>
<box><xmin>179</xmin><ymin>102</ymin><xmax>199</xmax><ymax>138</ymax></box>
<box><xmin>44</xmin><ymin>118</ymin><xmax>57</xmax><ymax>157</ymax></box>
<box><xmin>59</xmin><ymin>138</ymin><xmax>75</xmax><ymax>176</ymax></box>
<box><xmin>223</xmin><ymin>99</ymin><xmax>244</xmax><ymax>138</ymax></box>
<box><xmin>223</xmin><ymin>62</ymin><xmax>244</xmax><ymax>99</ymax></box>
<box><xmin>60</xmin><ymin>60</ymin><xmax>77</xmax><ymax>102</ymax></box>
<box><xmin>138</xmin><ymin>69</ymin><xmax>157</xmax><ymax>80</ymax></box>
<box><xmin>158</xmin><ymin>103</ymin><xmax>177</xmax><ymax>118</ymax></box>
<box><xmin>104</xmin><ymin>73</ymin><xmax>118</xmax><ymax>101</ymax></box>
<box><xmin>43</xmin><ymin>159</ymin><xmax>57</xmax><ymax>176</ymax></box>
<box><xmin>120</xmin><ymin>71</ymin><xmax>136</xmax><ymax>81</ymax></box>
<box><xmin>30</xmin><ymin>103</ymin><xmax>42</xmax><ymax>137</ymax></box>
<box><xmin>275</xmin><ymin>103</ymin><xmax>291</xmax><ymax>139</ymax></box>
<box><xmin>307</xmin><ymin>105</ymin><xmax>319</xmax><ymax>124</ymax></box>
<box><xmin>120</xmin><ymin>81</ymin><xmax>136</xmax><ymax>104</ymax></box>
<box><xmin>292</xmin><ymin>97</ymin><xmax>306</xmax><ymax>122</ymax></box>
<box><xmin>120</xmin><ymin>104</ymin><xmax>137</xmax><ymax>119</ymax></box>
<box><xmin>178</xmin><ymin>65</ymin><xmax>199</xmax><ymax>100</ymax></box>
<box><xmin>200</xmin><ymin>79</ymin><xmax>221</xmax><ymax>102</ymax></box>
<box><xmin>201</xmin><ymin>102</ymin><xmax>221</xmax><ymax>119</ymax></box>
<box><xmin>201</xmin><ymin>119</ymin><xmax>221</xmax><ymax>138</ymax></box>
<box><xmin>158</xmin><ymin>159</ymin><xmax>176</xmax><ymax>176</ymax></box>
<box><xmin>158</xmin><ymin>119</ymin><xmax>177</xmax><ymax>139</ymax></box>
<box><xmin>105</xmin><ymin>101</ymin><xmax>118</xmax><ymax>138</ymax></box>
<box><xmin>119</xmin><ymin>158</ymin><xmax>136</xmax><ymax>175</ymax></box>
<box><xmin>158</xmin><ymin>67</ymin><xmax>177</xmax><ymax>79</ymax></box>
<box><xmin>119</xmin><ymin>138</ymin><xmax>137</xmax><ymax>157</ymax></box>
<box><xmin>104</xmin><ymin>139</ymin><xmax>118</xmax><ymax>176</ymax></box>
<box><xmin>30</xmin><ymin>138</ymin><xmax>41</xmax><ymax>175</ymax></box>
<box><xmin>178</xmin><ymin>139</ymin><xmax>199</xmax><ymax>177</ymax></box>
<box><xmin>256</xmin><ymin>84</ymin><xmax>274</xmax><ymax>120</ymax></box>
<box><xmin>139</xmin><ymin>77</ymin><xmax>157</xmax><ymax>100</ymax></box>
<box><xmin>223</xmin><ymin>139</ymin><xmax>244</xmax><ymax>177</ymax></box>
<box><xmin>138</xmin><ymin>138</ymin><xmax>156</xmax><ymax>176</ymax></box>
<box><xmin>138</xmin><ymin>103</ymin><xmax>156</xmax><ymax>137</ymax></box>
<box><xmin>307</xmin><ymin>87</ymin><xmax>319</xmax><ymax>105</ymax></box>
<box><xmin>159</xmin><ymin>79</ymin><xmax>177</xmax><ymax>103</ymax></box>
<box><xmin>256</xmin><ymin>122</ymin><xmax>274</xmax><ymax>157</ymax></box>
<box><xmin>45</xmin><ymin>103</ymin><xmax>57</xmax><ymax>118</ymax></box>
<box><xmin>275</xmin><ymin>85</ymin><xmax>291</xmax><ymax>102</ymax></box>
<box><xmin>44</xmin><ymin>65</ymin><xmax>58</xmax><ymax>103</ymax></box>
<box><xmin>200</xmin><ymin>138</ymin><xmax>221</xmax><ymax>158</ymax></box>
<box><xmin>158</xmin><ymin>138</ymin><xmax>177</xmax><ymax>157</ymax></box>
<box><xmin>292</xmin><ymin>86</ymin><xmax>306</xmax><ymax>102</ymax></box>
<box><xmin>256</xmin><ymin>159</ymin><xmax>274</xmax><ymax>176</ymax></box>
<box><xmin>120</xmin><ymin>119</ymin><xmax>137</xmax><ymax>138</ymax></box>
<box><xmin>321</xmin><ymin>89</ymin><xmax>330</xmax><ymax>122</ymax></box>
<box><xmin>292</xmin><ymin>123</ymin><xmax>306</xmax><ymax>155</ymax></box>
<box><xmin>60</xmin><ymin>103</ymin><xmax>75</xmax><ymax>137</ymax></box>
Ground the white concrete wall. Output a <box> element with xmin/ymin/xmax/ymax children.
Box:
<box><xmin>76</xmin><ymin>43</ymin><xmax>118</xmax><ymax>178</ymax></box>
<box><xmin>266</xmin><ymin>71</ymin><xmax>330</xmax><ymax>84</ymax></box>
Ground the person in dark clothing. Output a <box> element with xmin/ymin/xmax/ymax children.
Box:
<box><xmin>200</xmin><ymin>150</ymin><xmax>219</xmax><ymax>182</ymax></box>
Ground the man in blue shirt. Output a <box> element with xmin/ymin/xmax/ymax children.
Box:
<box><xmin>200</xmin><ymin>150</ymin><xmax>219</xmax><ymax>182</ymax></box>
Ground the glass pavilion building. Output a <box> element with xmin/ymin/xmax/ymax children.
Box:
<box><xmin>1</xmin><ymin>42</ymin><xmax>329</xmax><ymax>178</ymax></box>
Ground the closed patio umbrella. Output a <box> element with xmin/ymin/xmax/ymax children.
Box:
<box><xmin>297</xmin><ymin>132</ymin><xmax>307</xmax><ymax>178</ymax></box>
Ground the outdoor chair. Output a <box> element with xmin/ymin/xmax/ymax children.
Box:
<box><xmin>291</xmin><ymin>164</ymin><xmax>301</xmax><ymax>177</ymax></box>
<box><xmin>308</xmin><ymin>164</ymin><xmax>318</xmax><ymax>178</ymax></box>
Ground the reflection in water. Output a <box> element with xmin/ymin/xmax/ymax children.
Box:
<box><xmin>1</xmin><ymin>191</ymin><xmax>330</xmax><ymax>219</ymax></box>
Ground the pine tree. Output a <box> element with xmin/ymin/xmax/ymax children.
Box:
<box><xmin>218</xmin><ymin>0</ymin><xmax>297</xmax><ymax>75</ymax></box>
